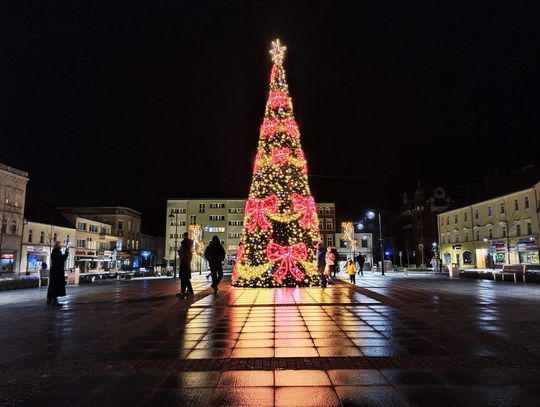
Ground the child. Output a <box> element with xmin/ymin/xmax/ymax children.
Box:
<box><xmin>346</xmin><ymin>257</ymin><xmax>357</xmax><ymax>284</ymax></box>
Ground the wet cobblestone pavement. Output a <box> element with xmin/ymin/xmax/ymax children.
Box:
<box><xmin>1</xmin><ymin>273</ymin><xmax>539</xmax><ymax>406</ymax></box>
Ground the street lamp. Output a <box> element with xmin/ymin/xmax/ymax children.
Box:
<box><xmin>168</xmin><ymin>210</ymin><xmax>179</xmax><ymax>279</ymax></box>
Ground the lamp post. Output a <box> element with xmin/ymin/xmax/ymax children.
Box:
<box><xmin>168</xmin><ymin>210</ymin><xmax>178</xmax><ymax>279</ymax></box>
<box><xmin>358</xmin><ymin>210</ymin><xmax>385</xmax><ymax>276</ymax></box>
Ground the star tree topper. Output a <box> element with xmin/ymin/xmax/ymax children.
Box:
<box><xmin>269</xmin><ymin>38</ymin><xmax>286</xmax><ymax>64</ymax></box>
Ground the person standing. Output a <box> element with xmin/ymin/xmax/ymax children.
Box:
<box><xmin>356</xmin><ymin>253</ymin><xmax>365</xmax><ymax>276</ymax></box>
<box><xmin>177</xmin><ymin>232</ymin><xmax>194</xmax><ymax>298</ymax></box>
<box><xmin>47</xmin><ymin>241</ymin><xmax>69</xmax><ymax>306</ymax></box>
<box><xmin>346</xmin><ymin>258</ymin><xmax>357</xmax><ymax>284</ymax></box>
<box><xmin>204</xmin><ymin>236</ymin><xmax>226</xmax><ymax>294</ymax></box>
<box><xmin>317</xmin><ymin>244</ymin><xmax>327</xmax><ymax>288</ymax></box>
<box><xmin>331</xmin><ymin>247</ymin><xmax>340</xmax><ymax>277</ymax></box>
<box><xmin>325</xmin><ymin>247</ymin><xmax>336</xmax><ymax>285</ymax></box>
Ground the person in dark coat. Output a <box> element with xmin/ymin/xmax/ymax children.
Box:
<box><xmin>317</xmin><ymin>244</ymin><xmax>327</xmax><ymax>288</ymax></box>
<box><xmin>204</xmin><ymin>236</ymin><xmax>226</xmax><ymax>294</ymax></box>
<box><xmin>356</xmin><ymin>254</ymin><xmax>365</xmax><ymax>276</ymax></box>
<box><xmin>331</xmin><ymin>247</ymin><xmax>340</xmax><ymax>277</ymax></box>
<box><xmin>47</xmin><ymin>241</ymin><xmax>69</xmax><ymax>306</ymax></box>
<box><xmin>176</xmin><ymin>232</ymin><xmax>194</xmax><ymax>298</ymax></box>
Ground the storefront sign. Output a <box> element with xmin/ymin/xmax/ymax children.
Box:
<box><xmin>26</xmin><ymin>245</ymin><xmax>49</xmax><ymax>254</ymax></box>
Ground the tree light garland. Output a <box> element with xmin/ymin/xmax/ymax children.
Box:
<box><xmin>232</xmin><ymin>39</ymin><xmax>320</xmax><ymax>288</ymax></box>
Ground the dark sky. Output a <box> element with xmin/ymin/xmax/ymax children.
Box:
<box><xmin>1</xmin><ymin>1</ymin><xmax>540</xmax><ymax>233</ymax></box>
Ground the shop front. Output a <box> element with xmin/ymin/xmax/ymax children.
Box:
<box><xmin>25</xmin><ymin>245</ymin><xmax>50</xmax><ymax>274</ymax></box>
<box><xmin>75</xmin><ymin>249</ymin><xmax>114</xmax><ymax>272</ymax></box>
<box><xmin>517</xmin><ymin>238</ymin><xmax>539</xmax><ymax>264</ymax></box>
<box><xmin>489</xmin><ymin>241</ymin><xmax>508</xmax><ymax>266</ymax></box>
<box><xmin>0</xmin><ymin>252</ymin><xmax>15</xmax><ymax>273</ymax></box>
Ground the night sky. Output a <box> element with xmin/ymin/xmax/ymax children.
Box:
<box><xmin>2</xmin><ymin>1</ymin><xmax>539</xmax><ymax>234</ymax></box>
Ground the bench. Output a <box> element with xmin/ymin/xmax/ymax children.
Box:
<box><xmin>494</xmin><ymin>264</ymin><xmax>526</xmax><ymax>283</ymax></box>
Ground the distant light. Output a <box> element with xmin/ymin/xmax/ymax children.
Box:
<box><xmin>362</xmin><ymin>235</ymin><xmax>368</xmax><ymax>241</ymax></box>
<box><xmin>483</xmin><ymin>238</ymin><xmax>488</xmax><ymax>242</ymax></box>
<box><xmin>356</xmin><ymin>223</ymin><xmax>364</xmax><ymax>230</ymax></box>
<box><xmin>366</xmin><ymin>211</ymin><xmax>376</xmax><ymax>220</ymax></box>
<box><xmin>432</xmin><ymin>242</ymin><xmax>437</xmax><ymax>247</ymax></box>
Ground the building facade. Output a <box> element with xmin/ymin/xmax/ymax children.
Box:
<box><xmin>166</xmin><ymin>199</ymin><xmax>246</xmax><ymax>264</ymax></box>
<box><xmin>0</xmin><ymin>163</ymin><xmax>29</xmax><ymax>274</ymax></box>
<box><xmin>317</xmin><ymin>203</ymin><xmax>336</xmax><ymax>249</ymax></box>
<box><xmin>21</xmin><ymin>222</ymin><xmax>76</xmax><ymax>274</ymax></box>
<box><xmin>397</xmin><ymin>184</ymin><xmax>453</xmax><ymax>266</ymax></box>
<box><xmin>166</xmin><ymin>199</ymin><xmax>336</xmax><ymax>265</ymax></box>
<box><xmin>438</xmin><ymin>182</ymin><xmax>540</xmax><ymax>269</ymax></box>
<box><xmin>140</xmin><ymin>233</ymin><xmax>165</xmax><ymax>268</ymax></box>
<box><xmin>336</xmin><ymin>230</ymin><xmax>374</xmax><ymax>266</ymax></box>
<box><xmin>59</xmin><ymin>207</ymin><xmax>141</xmax><ymax>270</ymax></box>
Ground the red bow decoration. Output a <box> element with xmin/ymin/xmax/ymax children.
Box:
<box><xmin>291</xmin><ymin>193</ymin><xmax>317</xmax><ymax>229</ymax></box>
<box><xmin>272</xmin><ymin>148</ymin><xmax>290</xmax><ymax>165</ymax></box>
<box><xmin>283</xmin><ymin>118</ymin><xmax>299</xmax><ymax>138</ymax></box>
<box><xmin>260</xmin><ymin>118</ymin><xmax>279</xmax><ymax>138</ymax></box>
<box><xmin>245</xmin><ymin>195</ymin><xmax>278</xmax><ymax>233</ymax></box>
<box><xmin>269</xmin><ymin>90</ymin><xmax>288</xmax><ymax>109</ymax></box>
<box><xmin>267</xmin><ymin>240</ymin><xmax>307</xmax><ymax>283</ymax></box>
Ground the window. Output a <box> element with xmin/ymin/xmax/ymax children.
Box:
<box><xmin>489</xmin><ymin>228</ymin><xmax>493</xmax><ymax>239</ymax></box>
<box><xmin>487</xmin><ymin>206</ymin><xmax>492</xmax><ymax>217</ymax></box>
<box><xmin>475</xmin><ymin>209</ymin><xmax>479</xmax><ymax>220</ymax></box>
<box><xmin>454</xmin><ymin>233</ymin><xmax>458</xmax><ymax>243</ymax></box>
<box><xmin>206</xmin><ymin>227</ymin><xmax>225</xmax><ymax>233</ymax></box>
<box><xmin>199</xmin><ymin>203</ymin><xmax>206</xmax><ymax>213</ymax></box>
<box><xmin>361</xmin><ymin>237</ymin><xmax>368</xmax><ymax>248</ymax></box>
<box><xmin>454</xmin><ymin>214</ymin><xmax>458</xmax><ymax>224</ymax></box>
<box><xmin>514</xmin><ymin>199</ymin><xmax>519</xmax><ymax>211</ymax></box>
<box><xmin>500</xmin><ymin>202</ymin><xmax>505</xmax><ymax>214</ymax></box>
<box><xmin>516</xmin><ymin>224</ymin><xmax>521</xmax><ymax>236</ymax></box>
<box><xmin>77</xmin><ymin>239</ymin><xmax>86</xmax><ymax>248</ymax></box>
<box><xmin>326</xmin><ymin>235</ymin><xmax>334</xmax><ymax>247</ymax></box>
<box><xmin>446</xmin><ymin>217</ymin><xmax>449</xmax><ymax>225</ymax></box>
<box><xmin>325</xmin><ymin>218</ymin><xmax>333</xmax><ymax>230</ymax></box>
<box><xmin>318</xmin><ymin>219</ymin><xmax>324</xmax><ymax>230</ymax></box>
<box><xmin>53</xmin><ymin>232</ymin><xmax>57</xmax><ymax>242</ymax></box>
<box><xmin>502</xmin><ymin>226</ymin><xmax>507</xmax><ymax>238</ymax></box>
<box><xmin>1</xmin><ymin>218</ymin><xmax>6</xmax><ymax>234</ymax></box>
<box><xmin>10</xmin><ymin>219</ymin><xmax>17</xmax><ymax>234</ymax></box>
<box><xmin>525</xmin><ymin>196</ymin><xmax>530</xmax><ymax>209</ymax></box>
<box><xmin>443</xmin><ymin>252</ymin><xmax>452</xmax><ymax>265</ymax></box>
<box><xmin>209</xmin><ymin>203</ymin><xmax>225</xmax><ymax>209</ymax></box>
<box><xmin>28</xmin><ymin>230</ymin><xmax>33</xmax><ymax>243</ymax></box>
<box><xmin>476</xmin><ymin>230</ymin><xmax>480</xmax><ymax>241</ymax></box>
<box><xmin>464</xmin><ymin>212</ymin><xmax>468</xmax><ymax>222</ymax></box>
<box><xmin>39</xmin><ymin>231</ymin><xmax>44</xmax><ymax>244</ymax></box>
<box><xmin>465</xmin><ymin>233</ymin><xmax>469</xmax><ymax>242</ymax></box>
<box><xmin>77</xmin><ymin>222</ymin><xmax>87</xmax><ymax>231</ymax></box>
<box><xmin>89</xmin><ymin>225</ymin><xmax>98</xmax><ymax>233</ymax></box>
<box><xmin>228</xmin><ymin>208</ymin><xmax>242</xmax><ymax>213</ymax></box>
<box><xmin>220</xmin><ymin>240</ymin><xmax>225</xmax><ymax>245</ymax></box>
<box><xmin>227</xmin><ymin>232</ymin><xmax>241</xmax><ymax>238</ymax></box>
<box><xmin>190</xmin><ymin>215</ymin><xmax>197</xmax><ymax>225</ymax></box>
<box><xmin>463</xmin><ymin>251</ymin><xmax>473</xmax><ymax>264</ymax></box>
<box><xmin>209</xmin><ymin>215</ymin><xmax>225</xmax><ymax>221</ymax></box>
<box><xmin>228</xmin><ymin>220</ymin><xmax>243</xmax><ymax>226</ymax></box>
<box><xmin>527</xmin><ymin>222</ymin><xmax>532</xmax><ymax>235</ymax></box>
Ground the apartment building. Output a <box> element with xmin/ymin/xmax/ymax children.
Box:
<box><xmin>166</xmin><ymin>199</ymin><xmax>336</xmax><ymax>264</ymax></box>
<box><xmin>0</xmin><ymin>163</ymin><xmax>29</xmax><ymax>274</ymax></box>
<box><xmin>438</xmin><ymin>181</ymin><xmax>540</xmax><ymax>268</ymax></box>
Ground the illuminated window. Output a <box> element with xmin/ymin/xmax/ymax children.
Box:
<box><xmin>463</xmin><ymin>251</ymin><xmax>473</xmax><ymax>264</ymax></box>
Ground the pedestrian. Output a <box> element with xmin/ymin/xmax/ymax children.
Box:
<box><xmin>47</xmin><ymin>241</ymin><xmax>68</xmax><ymax>306</ymax></box>
<box><xmin>325</xmin><ymin>247</ymin><xmax>336</xmax><ymax>285</ymax></box>
<box><xmin>176</xmin><ymin>232</ymin><xmax>194</xmax><ymax>298</ymax></box>
<box><xmin>356</xmin><ymin>253</ymin><xmax>365</xmax><ymax>276</ymax></box>
<box><xmin>430</xmin><ymin>257</ymin><xmax>439</xmax><ymax>272</ymax></box>
<box><xmin>331</xmin><ymin>247</ymin><xmax>340</xmax><ymax>277</ymax></box>
<box><xmin>204</xmin><ymin>236</ymin><xmax>226</xmax><ymax>294</ymax></box>
<box><xmin>317</xmin><ymin>243</ymin><xmax>327</xmax><ymax>288</ymax></box>
<box><xmin>346</xmin><ymin>257</ymin><xmax>357</xmax><ymax>284</ymax></box>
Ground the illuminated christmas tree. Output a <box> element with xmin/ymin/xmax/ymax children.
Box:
<box><xmin>232</xmin><ymin>39</ymin><xmax>321</xmax><ymax>287</ymax></box>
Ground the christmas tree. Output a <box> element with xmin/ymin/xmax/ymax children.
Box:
<box><xmin>232</xmin><ymin>39</ymin><xmax>321</xmax><ymax>288</ymax></box>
